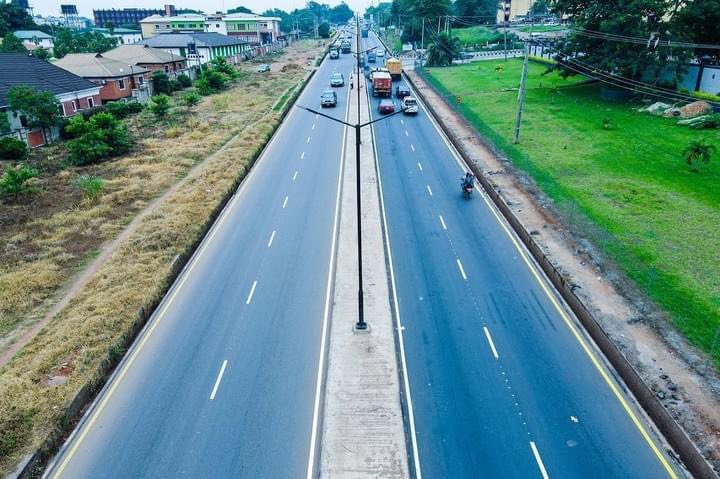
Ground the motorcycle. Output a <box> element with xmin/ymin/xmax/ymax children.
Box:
<box><xmin>461</xmin><ymin>177</ymin><xmax>474</xmax><ymax>199</ymax></box>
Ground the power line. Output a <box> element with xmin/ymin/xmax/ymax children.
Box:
<box><xmin>570</xmin><ymin>27</ymin><xmax>720</xmax><ymax>51</ymax></box>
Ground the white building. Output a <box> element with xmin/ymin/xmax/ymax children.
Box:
<box><xmin>93</xmin><ymin>27</ymin><xmax>143</xmax><ymax>45</ymax></box>
<box><xmin>13</xmin><ymin>30</ymin><xmax>54</xmax><ymax>49</ymax></box>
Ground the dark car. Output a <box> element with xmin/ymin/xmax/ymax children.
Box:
<box><xmin>378</xmin><ymin>99</ymin><xmax>395</xmax><ymax>114</ymax></box>
<box><xmin>396</xmin><ymin>85</ymin><xmax>411</xmax><ymax>98</ymax></box>
<box><xmin>321</xmin><ymin>90</ymin><xmax>337</xmax><ymax>107</ymax></box>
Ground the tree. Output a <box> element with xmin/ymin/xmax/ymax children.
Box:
<box><xmin>454</xmin><ymin>0</ymin><xmax>497</xmax><ymax>21</ymax></box>
<box><xmin>152</xmin><ymin>71</ymin><xmax>173</xmax><ymax>94</ymax></box>
<box><xmin>552</xmin><ymin>0</ymin><xmax>690</xmax><ymax>83</ymax></box>
<box><xmin>53</xmin><ymin>27</ymin><xmax>118</xmax><ymax>58</ymax></box>
<box><xmin>528</xmin><ymin>0</ymin><xmax>551</xmax><ymax>16</ymax></box>
<box><xmin>426</xmin><ymin>32</ymin><xmax>460</xmax><ymax>66</ymax></box>
<box><xmin>0</xmin><ymin>33</ymin><xmax>27</xmax><ymax>53</ymax></box>
<box><xmin>0</xmin><ymin>137</ymin><xmax>28</xmax><ymax>161</ymax></box>
<box><xmin>671</xmin><ymin>0</ymin><xmax>720</xmax><ymax>62</ymax></box>
<box><xmin>0</xmin><ymin>164</ymin><xmax>38</xmax><ymax>199</ymax></box>
<box><xmin>329</xmin><ymin>2</ymin><xmax>353</xmax><ymax>24</ymax></box>
<box><xmin>106</xmin><ymin>21</ymin><xmax>115</xmax><ymax>34</ymax></box>
<box><xmin>32</xmin><ymin>47</ymin><xmax>50</xmax><ymax>60</ymax></box>
<box><xmin>65</xmin><ymin>112</ymin><xmax>131</xmax><ymax>165</ymax></box>
<box><xmin>149</xmin><ymin>95</ymin><xmax>171</xmax><ymax>117</ymax></box>
<box><xmin>318</xmin><ymin>22</ymin><xmax>330</xmax><ymax>38</ymax></box>
<box><xmin>227</xmin><ymin>5</ymin><xmax>254</xmax><ymax>14</ymax></box>
<box><xmin>682</xmin><ymin>139</ymin><xmax>715</xmax><ymax>169</ymax></box>
<box><xmin>0</xmin><ymin>3</ymin><xmax>36</xmax><ymax>37</ymax></box>
<box><xmin>6</xmin><ymin>86</ymin><xmax>61</xmax><ymax>145</ymax></box>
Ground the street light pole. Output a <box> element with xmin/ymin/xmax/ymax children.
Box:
<box><xmin>354</xmin><ymin>13</ymin><xmax>367</xmax><ymax>331</ymax></box>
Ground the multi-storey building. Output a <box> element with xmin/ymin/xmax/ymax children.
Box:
<box><xmin>94</xmin><ymin>4</ymin><xmax>176</xmax><ymax>29</ymax></box>
<box><xmin>140</xmin><ymin>12</ymin><xmax>281</xmax><ymax>45</ymax></box>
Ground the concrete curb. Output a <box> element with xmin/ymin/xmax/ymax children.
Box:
<box><xmin>403</xmin><ymin>68</ymin><xmax>717</xmax><ymax>479</ymax></box>
<box><xmin>13</xmin><ymin>67</ymin><xmax>319</xmax><ymax>479</ymax></box>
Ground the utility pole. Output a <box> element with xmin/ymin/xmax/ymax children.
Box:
<box><xmin>503</xmin><ymin>0</ymin><xmax>511</xmax><ymax>62</ymax></box>
<box><xmin>354</xmin><ymin>13</ymin><xmax>366</xmax><ymax>331</ymax></box>
<box><xmin>421</xmin><ymin>17</ymin><xmax>425</xmax><ymax>50</ymax></box>
<box><xmin>513</xmin><ymin>43</ymin><xmax>529</xmax><ymax>144</ymax></box>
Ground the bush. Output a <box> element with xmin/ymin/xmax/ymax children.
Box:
<box><xmin>0</xmin><ymin>164</ymin><xmax>38</xmax><ymax>198</ymax></box>
<box><xmin>210</xmin><ymin>57</ymin><xmax>238</xmax><ymax>78</ymax></box>
<box><xmin>65</xmin><ymin>112</ymin><xmax>131</xmax><ymax>165</ymax></box>
<box><xmin>196</xmin><ymin>70</ymin><xmax>227</xmax><ymax>95</ymax></box>
<box><xmin>177</xmin><ymin>74</ymin><xmax>192</xmax><ymax>88</ymax></box>
<box><xmin>182</xmin><ymin>91</ymin><xmax>201</xmax><ymax>106</ymax></box>
<box><xmin>105</xmin><ymin>100</ymin><xmax>144</xmax><ymax>119</ymax></box>
<box><xmin>0</xmin><ymin>137</ymin><xmax>28</xmax><ymax>162</ymax></box>
<box><xmin>169</xmin><ymin>79</ymin><xmax>183</xmax><ymax>91</ymax></box>
<box><xmin>152</xmin><ymin>71</ymin><xmax>173</xmax><ymax>95</ymax></box>
<box><xmin>149</xmin><ymin>95</ymin><xmax>171</xmax><ymax>117</ymax></box>
<box><xmin>74</xmin><ymin>174</ymin><xmax>104</xmax><ymax>200</ymax></box>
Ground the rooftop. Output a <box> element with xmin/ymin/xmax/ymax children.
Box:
<box><xmin>93</xmin><ymin>27</ymin><xmax>142</xmax><ymax>34</ymax></box>
<box><xmin>103</xmin><ymin>44</ymin><xmax>186</xmax><ymax>65</ymax></box>
<box><xmin>0</xmin><ymin>53</ymin><xmax>98</xmax><ymax>108</ymax></box>
<box><xmin>54</xmin><ymin>53</ymin><xmax>148</xmax><ymax>78</ymax></box>
<box><xmin>13</xmin><ymin>30</ymin><xmax>53</xmax><ymax>40</ymax></box>
<box><xmin>138</xmin><ymin>32</ymin><xmax>247</xmax><ymax>48</ymax></box>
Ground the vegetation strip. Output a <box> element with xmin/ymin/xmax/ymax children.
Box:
<box><xmin>0</xmin><ymin>43</ymin><xmax>320</xmax><ymax>476</ymax></box>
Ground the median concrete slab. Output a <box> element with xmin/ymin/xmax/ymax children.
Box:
<box><xmin>320</xmin><ymin>70</ymin><xmax>409</xmax><ymax>478</ymax></box>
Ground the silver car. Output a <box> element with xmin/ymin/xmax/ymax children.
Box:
<box><xmin>330</xmin><ymin>73</ymin><xmax>345</xmax><ymax>87</ymax></box>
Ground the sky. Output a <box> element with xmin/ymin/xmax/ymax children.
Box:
<box><xmin>30</xmin><ymin>0</ymin><xmax>375</xmax><ymax>19</ymax></box>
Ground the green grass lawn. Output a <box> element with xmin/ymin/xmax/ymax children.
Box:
<box><xmin>452</xmin><ymin>26</ymin><xmax>504</xmax><ymax>47</ymax></box>
<box><xmin>423</xmin><ymin>60</ymin><xmax>720</xmax><ymax>364</ymax></box>
<box><xmin>516</xmin><ymin>24</ymin><xmax>566</xmax><ymax>33</ymax></box>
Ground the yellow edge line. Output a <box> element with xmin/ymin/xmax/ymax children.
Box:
<box><xmin>477</xmin><ymin>189</ymin><xmax>678</xmax><ymax>479</ymax></box>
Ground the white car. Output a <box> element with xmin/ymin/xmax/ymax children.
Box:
<box><xmin>402</xmin><ymin>96</ymin><xmax>418</xmax><ymax>114</ymax></box>
<box><xmin>376</xmin><ymin>50</ymin><xmax>385</xmax><ymax>59</ymax></box>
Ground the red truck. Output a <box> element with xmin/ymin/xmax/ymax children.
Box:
<box><xmin>371</xmin><ymin>71</ymin><xmax>392</xmax><ymax>97</ymax></box>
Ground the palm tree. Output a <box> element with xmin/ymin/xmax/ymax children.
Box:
<box><xmin>426</xmin><ymin>32</ymin><xmax>460</xmax><ymax>67</ymax></box>
<box><xmin>682</xmin><ymin>139</ymin><xmax>716</xmax><ymax>170</ymax></box>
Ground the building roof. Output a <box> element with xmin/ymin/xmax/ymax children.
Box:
<box><xmin>140</xmin><ymin>13</ymin><xmax>204</xmax><ymax>23</ymax></box>
<box><xmin>0</xmin><ymin>53</ymin><xmax>98</xmax><ymax>108</ymax></box>
<box><xmin>223</xmin><ymin>13</ymin><xmax>281</xmax><ymax>22</ymax></box>
<box><xmin>93</xmin><ymin>27</ymin><xmax>142</xmax><ymax>34</ymax></box>
<box><xmin>53</xmin><ymin>53</ymin><xmax>148</xmax><ymax>79</ymax></box>
<box><xmin>103</xmin><ymin>44</ymin><xmax>186</xmax><ymax>65</ymax></box>
<box><xmin>13</xmin><ymin>30</ymin><xmax>54</xmax><ymax>40</ymax></box>
<box><xmin>138</xmin><ymin>32</ymin><xmax>247</xmax><ymax>48</ymax></box>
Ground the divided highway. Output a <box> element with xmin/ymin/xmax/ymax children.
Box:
<box><xmin>363</xmin><ymin>31</ymin><xmax>682</xmax><ymax>478</ymax></box>
<box><xmin>46</xmin><ymin>46</ymin><xmax>355</xmax><ymax>478</ymax></box>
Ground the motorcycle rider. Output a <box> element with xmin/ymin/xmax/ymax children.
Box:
<box><xmin>462</xmin><ymin>172</ymin><xmax>475</xmax><ymax>190</ymax></box>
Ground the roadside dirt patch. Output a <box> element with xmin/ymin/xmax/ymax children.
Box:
<box><xmin>407</xmin><ymin>69</ymin><xmax>720</xmax><ymax>473</ymax></box>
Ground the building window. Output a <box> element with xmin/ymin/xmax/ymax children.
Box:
<box><xmin>88</xmin><ymin>97</ymin><xmax>94</xmax><ymax>108</ymax></box>
<box><xmin>164</xmin><ymin>65</ymin><xmax>169</xmax><ymax>73</ymax></box>
<box><xmin>238</xmin><ymin>24</ymin><xmax>245</xmax><ymax>31</ymax></box>
<box><xmin>216</xmin><ymin>23</ymin><xmax>220</xmax><ymax>27</ymax></box>
<box><xmin>118</xmin><ymin>79</ymin><xmax>126</xmax><ymax>90</ymax></box>
<box><xmin>138</xmin><ymin>76</ymin><xmax>144</xmax><ymax>85</ymax></box>
<box><xmin>71</xmin><ymin>100</ymin><xmax>77</xmax><ymax>112</ymax></box>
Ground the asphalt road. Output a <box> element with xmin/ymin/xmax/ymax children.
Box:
<box><xmin>364</xmin><ymin>32</ymin><xmax>681</xmax><ymax>479</ymax></box>
<box><xmin>46</xmin><ymin>41</ymin><xmax>356</xmax><ymax>479</ymax></box>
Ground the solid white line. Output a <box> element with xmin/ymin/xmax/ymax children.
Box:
<box><xmin>366</xmin><ymin>79</ymin><xmax>422</xmax><ymax>478</ymax></box>
<box><xmin>245</xmin><ymin>280</ymin><xmax>257</xmax><ymax>305</ymax></box>
<box><xmin>301</xmin><ymin>151</ymin><xmax>305</xmax><ymax>160</ymax></box>
<box><xmin>426</xmin><ymin>184</ymin><xmax>433</xmax><ymax>196</ymax></box>
<box><xmin>293</xmin><ymin>171</ymin><xmax>298</xmax><ymax>181</ymax></box>
<box><xmin>306</xmin><ymin>82</ymin><xmax>352</xmax><ymax>479</ymax></box>
<box><xmin>417</xmin><ymin>162</ymin><xmax>423</xmax><ymax>172</ymax></box>
<box><xmin>209</xmin><ymin>360</ymin><xmax>228</xmax><ymax>400</ymax></box>
<box><xmin>267</xmin><ymin>230</ymin><xmax>276</xmax><ymax>248</ymax></box>
<box><xmin>530</xmin><ymin>442</ymin><xmax>550</xmax><ymax>479</ymax></box>
<box><xmin>439</xmin><ymin>215</ymin><xmax>447</xmax><ymax>230</ymax></box>
<box><xmin>483</xmin><ymin>326</ymin><xmax>499</xmax><ymax>359</ymax></box>
<box><xmin>456</xmin><ymin>258</ymin><xmax>467</xmax><ymax>280</ymax></box>
<box><xmin>410</xmin><ymin>144</ymin><xmax>415</xmax><ymax>152</ymax></box>
<box><xmin>307</xmin><ymin>136</ymin><xmax>311</xmax><ymax>144</ymax></box>
<box><xmin>282</xmin><ymin>196</ymin><xmax>289</xmax><ymax>209</ymax></box>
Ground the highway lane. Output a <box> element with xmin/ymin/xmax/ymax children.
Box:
<box><xmin>46</xmin><ymin>42</ymin><xmax>356</xmax><ymax>479</ymax></box>
<box><xmin>364</xmin><ymin>32</ymin><xmax>681</xmax><ymax>478</ymax></box>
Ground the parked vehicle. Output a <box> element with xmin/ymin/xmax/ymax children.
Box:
<box><xmin>257</xmin><ymin>64</ymin><xmax>270</xmax><ymax>72</ymax></box>
<box><xmin>321</xmin><ymin>90</ymin><xmax>337</xmax><ymax>107</ymax></box>
<box><xmin>396</xmin><ymin>85</ymin><xmax>411</xmax><ymax>98</ymax></box>
<box><xmin>329</xmin><ymin>49</ymin><xmax>339</xmax><ymax>59</ymax></box>
<box><xmin>330</xmin><ymin>73</ymin><xmax>345</xmax><ymax>87</ymax></box>
<box><xmin>378</xmin><ymin>99</ymin><xmax>395</xmax><ymax>114</ymax></box>
<box><xmin>371</xmin><ymin>70</ymin><xmax>392</xmax><ymax>97</ymax></box>
<box><xmin>402</xmin><ymin>96</ymin><xmax>418</xmax><ymax>114</ymax></box>
<box><xmin>386</xmin><ymin>57</ymin><xmax>402</xmax><ymax>80</ymax></box>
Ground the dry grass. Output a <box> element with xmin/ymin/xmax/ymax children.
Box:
<box><xmin>0</xmin><ymin>40</ymin><xmax>319</xmax><ymax>474</ymax></box>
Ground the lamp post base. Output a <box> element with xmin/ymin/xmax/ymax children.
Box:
<box><xmin>353</xmin><ymin>321</ymin><xmax>371</xmax><ymax>333</ymax></box>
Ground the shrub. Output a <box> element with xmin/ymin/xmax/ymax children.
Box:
<box><xmin>682</xmin><ymin>139</ymin><xmax>716</xmax><ymax>168</ymax></box>
<box><xmin>182</xmin><ymin>91</ymin><xmax>201</xmax><ymax>106</ymax></box>
<box><xmin>0</xmin><ymin>137</ymin><xmax>28</xmax><ymax>162</ymax></box>
<box><xmin>169</xmin><ymin>79</ymin><xmax>183</xmax><ymax>92</ymax></box>
<box><xmin>105</xmin><ymin>100</ymin><xmax>144</xmax><ymax>119</ymax></box>
<box><xmin>74</xmin><ymin>174</ymin><xmax>104</xmax><ymax>200</ymax></box>
<box><xmin>177</xmin><ymin>74</ymin><xmax>192</xmax><ymax>88</ymax></box>
<box><xmin>149</xmin><ymin>95</ymin><xmax>171</xmax><ymax>117</ymax></box>
<box><xmin>152</xmin><ymin>71</ymin><xmax>173</xmax><ymax>95</ymax></box>
<box><xmin>210</xmin><ymin>57</ymin><xmax>238</xmax><ymax>78</ymax></box>
<box><xmin>65</xmin><ymin>112</ymin><xmax>131</xmax><ymax>165</ymax></box>
<box><xmin>0</xmin><ymin>164</ymin><xmax>39</xmax><ymax>198</ymax></box>
<box><xmin>196</xmin><ymin>70</ymin><xmax>227</xmax><ymax>95</ymax></box>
